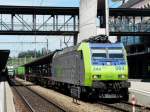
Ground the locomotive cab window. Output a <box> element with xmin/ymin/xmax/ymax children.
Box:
<box><xmin>108</xmin><ymin>49</ymin><xmax>124</xmax><ymax>59</ymax></box>
<box><xmin>91</xmin><ymin>49</ymin><xmax>107</xmax><ymax>59</ymax></box>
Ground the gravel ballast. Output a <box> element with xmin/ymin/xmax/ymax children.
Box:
<box><xmin>16</xmin><ymin>78</ymin><xmax>111</xmax><ymax>112</ymax></box>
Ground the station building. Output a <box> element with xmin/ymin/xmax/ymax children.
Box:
<box><xmin>120</xmin><ymin>0</ymin><xmax>150</xmax><ymax>78</ymax></box>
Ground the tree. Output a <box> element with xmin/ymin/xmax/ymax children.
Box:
<box><xmin>18</xmin><ymin>48</ymin><xmax>51</xmax><ymax>58</ymax></box>
<box><xmin>18</xmin><ymin>50</ymin><xmax>43</xmax><ymax>58</ymax></box>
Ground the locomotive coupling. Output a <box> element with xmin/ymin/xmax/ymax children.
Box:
<box><xmin>120</xmin><ymin>81</ymin><xmax>131</xmax><ymax>88</ymax></box>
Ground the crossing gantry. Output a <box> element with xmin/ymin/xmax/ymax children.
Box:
<box><xmin>0</xmin><ymin>5</ymin><xmax>150</xmax><ymax>44</ymax></box>
<box><xmin>0</xmin><ymin>5</ymin><xmax>79</xmax><ymax>45</ymax></box>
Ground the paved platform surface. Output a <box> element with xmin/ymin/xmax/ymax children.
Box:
<box><xmin>129</xmin><ymin>80</ymin><xmax>150</xmax><ymax>107</ymax></box>
<box><xmin>0</xmin><ymin>79</ymin><xmax>15</xmax><ymax>112</ymax></box>
<box><xmin>5</xmin><ymin>81</ymin><xmax>16</xmax><ymax>112</ymax></box>
<box><xmin>0</xmin><ymin>82</ymin><xmax>5</xmax><ymax>112</ymax></box>
<box><xmin>129</xmin><ymin>80</ymin><xmax>150</xmax><ymax>92</ymax></box>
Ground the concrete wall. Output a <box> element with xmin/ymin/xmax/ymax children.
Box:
<box><xmin>78</xmin><ymin>0</ymin><xmax>116</xmax><ymax>43</ymax></box>
<box><xmin>78</xmin><ymin>0</ymin><xmax>98</xmax><ymax>43</ymax></box>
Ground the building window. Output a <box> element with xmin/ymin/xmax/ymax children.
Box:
<box><xmin>121</xmin><ymin>36</ymin><xmax>142</xmax><ymax>46</ymax></box>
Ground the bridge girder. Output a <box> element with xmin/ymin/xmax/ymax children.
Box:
<box><xmin>0</xmin><ymin>5</ymin><xmax>150</xmax><ymax>38</ymax></box>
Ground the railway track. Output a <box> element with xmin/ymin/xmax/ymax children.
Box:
<box><xmin>12</xmin><ymin>86</ymin><xmax>34</xmax><ymax>112</ymax></box>
<box><xmin>10</xmin><ymin>78</ymin><xmax>150</xmax><ymax>112</ymax></box>
<box><xmin>10</xmin><ymin>79</ymin><xmax>65</xmax><ymax>112</ymax></box>
<box><xmin>98</xmin><ymin>100</ymin><xmax>150</xmax><ymax>112</ymax></box>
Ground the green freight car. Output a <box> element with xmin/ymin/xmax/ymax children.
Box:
<box><xmin>15</xmin><ymin>66</ymin><xmax>25</xmax><ymax>79</ymax></box>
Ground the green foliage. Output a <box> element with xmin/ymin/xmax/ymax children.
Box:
<box><xmin>18</xmin><ymin>50</ymin><xmax>43</xmax><ymax>58</ymax></box>
<box><xmin>18</xmin><ymin>48</ymin><xmax>51</xmax><ymax>58</ymax></box>
<box><xmin>7</xmin><ymin>49</ymin><xmax>51</xmax><ymax>66</ymax></box>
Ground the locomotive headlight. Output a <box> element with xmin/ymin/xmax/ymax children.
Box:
<box><xmin>118</xmin><ymin>74</ymin><xmax>126</xmax><ymax>79</ymax></box>
<box><xmin>93</xmin><ymin>75</ymin><xmax>101</xmax><ymax>79</ymax></box>
<box><xmin>93</xmin><ymin>75</ymin><xmax>98</xmax><ymax>79</ymax></box>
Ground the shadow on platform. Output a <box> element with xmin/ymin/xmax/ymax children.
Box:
<box><xmin>141</xmin><ymin>79</ymin><xmax>150</xmax><ymax>82</ymax></box>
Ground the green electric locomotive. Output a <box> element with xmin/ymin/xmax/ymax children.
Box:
<box><xmin>51</xmin><ymin>42</ymin><xmax>130</xmax><ymax>100</ymax></box>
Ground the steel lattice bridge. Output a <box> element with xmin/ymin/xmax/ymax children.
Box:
<box><xmin>0</xmin><ymin>5</ymin><xmax>150</xmax><ymax>44</ymax></box>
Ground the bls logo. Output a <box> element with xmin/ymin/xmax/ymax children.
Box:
<box><xmin>93</xmin><ymin>67</ymin><xmax>101</xmax><ymax>71</ymax></box>
<box><xmin>116</xmin><ymin>66</ymin><xmax>124</xmax><ymax>70</ymax></box>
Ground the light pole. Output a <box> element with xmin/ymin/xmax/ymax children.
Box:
<box><xmin>34</xmin><ymin>36</ymin><xmax>37</xmax><ymax>58</ymax></box>
<box><xmin>105</xmin><ymin>0</ymin><xmax>110</xmax><ymax>37</ymax></box>
<box><xmin>46</xmin><ymin>38</ymin><xmax>48</xmax><ymax>54</ymax></box>
<box><xmin>44</xmin><ymin>37</ymin><xmax>49</xmax><ymax>54</ymax></box>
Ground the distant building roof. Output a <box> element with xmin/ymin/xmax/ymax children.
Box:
<box><xmin>120</xmin><ymin>0</ymin><xmax>144</xmax><ymax>8</ymax></box>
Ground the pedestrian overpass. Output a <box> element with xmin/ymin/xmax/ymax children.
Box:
<box><xmin>0</xmin><ymin>5</ymin><xmax>150</xmax><ymax>44</ymax></box>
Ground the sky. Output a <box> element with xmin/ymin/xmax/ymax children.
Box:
<box><xmin>0</xmin><ymin>0</ymin><xmax>122</xmax><ymax>57</ymax></box>
<box><xmin>0</xmin><ymin>0</ymin><xmax>122</xmax><ymax>7</ymax></box>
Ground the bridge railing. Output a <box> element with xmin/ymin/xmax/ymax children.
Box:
<box><xmin>109</xmin><ymin>23</ymin><xmax>150</xmax><ymax>32</ymax></box>
<box><xmin>0</xmin><ymin>22</ymin><xmax>79</xmax><ymax>32</ymax></box>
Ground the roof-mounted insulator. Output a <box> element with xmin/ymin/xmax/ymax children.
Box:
<box><xmin>83</xmin><ymin>35</ymin><xmax>111</xmax><ymax>43</ymax></box>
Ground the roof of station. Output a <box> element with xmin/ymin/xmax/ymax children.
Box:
<box><xmin>0</xmin><ymin>50</ymin><xmax>10</xmax><ymax>72</ymax></box>
<box><xmin>23</xmin><ymin>51</ymin><xmax>59</xmax><ymax>67</ymax></box>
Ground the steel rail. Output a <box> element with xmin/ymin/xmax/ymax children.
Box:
<box><xmin>12</xmin><ymin>85</ymin><xmax>35</xmax><ymax>112</ymax></box>
<box><xmin>14</xmin><ymin>79</ymin><xmax>66</xmax><ymax>112</ymax></box>
<box><xmin>98</xmin><ymin>100</ymin><xmax>150</xmax><ymax>112</ymax></box>
<box><xmin>98</xmin><ymin>101</ymin><xmax>129</xmax><ymax>112</ymax></box>
<box><xmin>121</xmin><ymin>101</ymin><xmax>150</xmax><ymax>111</ymax></box>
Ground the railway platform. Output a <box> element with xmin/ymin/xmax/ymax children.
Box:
<box><xmin>0</xmin><ymin>78</ymin><xmax>15</xmax><ymax>112</ymax></box>
<box><xmin>1</xmin><ymin>77</ymin><xmax>150</xmax><ymax>112</ymax></box>
<box><xmin>129</xmin><ymin>79</ymin><xmax>150</xmax><ymax>92</ymax></box>
<box><xmin>129</xmin><ymin>79</ymin><xmax>150</xmax><ymax>107</ymax></box>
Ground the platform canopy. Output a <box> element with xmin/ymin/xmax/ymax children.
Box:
<box><xmin>0</xmin><ymin>50</ymin><xmax>10</xmax><ymax>73</ymax></box>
